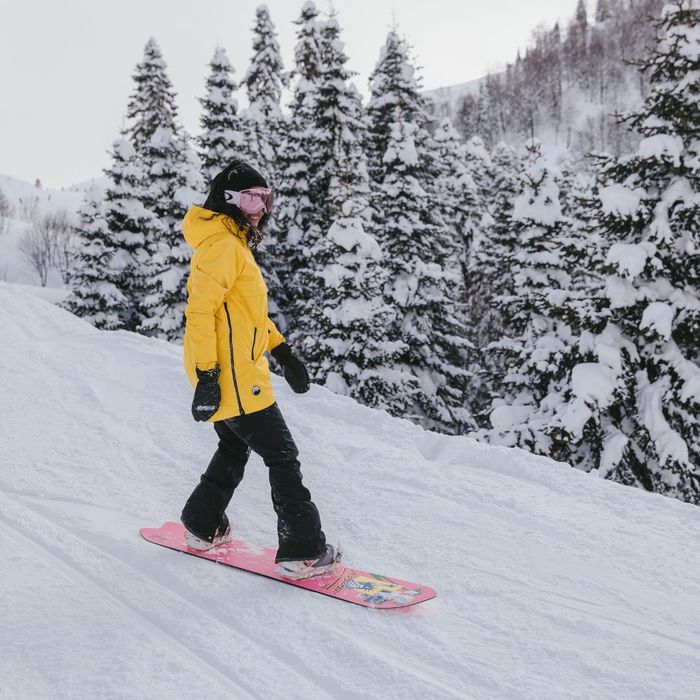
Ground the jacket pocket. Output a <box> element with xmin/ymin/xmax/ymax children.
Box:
<box><xmin>251</xmin><ymin>327</ymin><xmax>257</xmax><ymax>362</ymax></box>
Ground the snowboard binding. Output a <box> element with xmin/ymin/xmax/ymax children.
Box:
<box><xmin>277</xmin><ymin>543</ymin><xmax>343</xmax><ymax>580</ymax></box>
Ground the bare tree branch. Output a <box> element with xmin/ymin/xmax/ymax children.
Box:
<box><xmin>19</xmin><ymin>209</ymin><xmax>77</xmax><ymax>286</ymax></box>
<box><xmin>0</xmin><ymin>188</ymin><xmax>12</xmax><ymax>235</ymax></box>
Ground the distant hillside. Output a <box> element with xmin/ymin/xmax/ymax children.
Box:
<box><xmin>427</xmin><ymin>0</ymin><xmax>666</xmax><ymax>161</ymax></box>
<box><xmin>0</xmin><ymin>174</ymin><xmax>90</xmax><ymax>216</ymax></box>
<box><xmin>0</xmin><ymin>174</ymin><xmax>101</xmax><ymax>286</ymax></box>
<box><xmin>424</xmin><ymin>76</ymin><xmax>484</xmax><ymax>118</ymax></box>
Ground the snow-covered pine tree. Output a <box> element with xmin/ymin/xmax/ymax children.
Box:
<box><xmin>62</xmin><ymin>184</ymin><xmax>127</xmax><ymax>330</ymax></box>
<box><xmin>299</xmin><ymin>188</ymin><xmax>413</xmax><ymax>411</ymax></box>
<box><xmin>473</xmin><ymin>81</ymin><xmax>497</xmax><ymax>148</ymax></box>
<box><xmin>558</xmin><ymin>156</ymin><xmax>589</xmax><ymax>219</ymax></box>
<box><xmin>241</xmin><ymin>5</ymin><xmax>287</xmax><ymax>180</ymax></box>
<box><xmin>306</xmin><ymin>16</ymin><xmax>369</xmax><ymax>237</ymax></box>
<box><xmin>468</xmin><ymin>142</ymin><xmax>522</xmax><ymax>311</ymax></box>
<box><xmin>480</xmin><ymin>1</ymin><xmax>700</xmax><ymax>505</ymax></box>
<box><xmin>556</xmin><ymin>159</ymin><xmax>604</xmax><ymax>294</ymax></box>
<box><xmin>123</xmin><ymin>37</ymin><xmax>179</xmax><ymax>154</ymax></box>
<box><xmin>274</xmin><ymin>2</ymin><xmax>323</xmax><ymax>229</ymax></box>
<box><xmin>430</xmin><ymin>118</ymin><xmax>487</xmax><ymax>416</ymax></box>
<box><xmin>292</xmin><ymin>0</ymin><xmax>323</xmax><ymax>82</ymax></box>
<box><xmin>375</xmin><ymin>117</ymin><xmax>475</xmax><ymax>433</ymax></box>
<box><xmin>116</xmin><ymin>37</ymin><xmax>204</xmax><ymax>338</ymax></box>
<box><xmin>262</xmin><ymin>1</ymin><xmax>324</xmax><ymax>330</ymax></box>
<box><xmin>260</xmin><ymin>0</ymin><xmax>321</xmax><ymax>320</ymax></box>
<box><xmin>198</xmin><ymin>47</ymin><xmax>247</xmax><ymax>183</ymax></box>
<box><xmin>581</xmin><ymin>0</ymin><xmax>700</xmax><ymax>501</ymax></box>
<box><xmin>285</xmin><ymin>14</ymin><xmax>409</xmax><ymax>409</ymax></box>
<box><xmin>284</xmin><ymin>11</ymin><xmax>360</xmax><ymax>320</ymax></box>
<box><xmin>102</xmin><ymin>138</ymin><xmax>161</xmax><ymax>331</ymax></box>
<box><xmin>432</xmin><ymin>118</ymin><xmax>483</xmax><ymax>270</ymax></box>
<box><xmin>596</xmin><ymin>0</ymin><xmax>612</xmax><ymax>23</ymax></box>
<box><xmin>482</xmin><ymin>139</ymin><xmax>577</xmax><ymax>452</ymax></box>
<box><xmin>464</xmin><ymin>141</ymin><xmax>523</xmax><ymax>417</ymax></box>
<box><xmin>367</xmin><ymin>30</ymin><xmax>449</xmax><ymax>227</ymax></box>
<box><xmin>238</xmin><ymin>5</ymin><xmax>289</xmax><ymax>326</ymax></box>
<box><xmin>275</xmin><ymin>11</ymin><xmax>372</xmax><ymax>343</ymax></box>
<box><xmin>366</xmin><ymin>31</ymin><xmax>426</xmax><ymax>183</ymax></box>
<box><xmin>138</xmin><ymin>127</ymin><xmax>203</xmax><ymax>340</ymax></box>
<box><xmin>366</xmin><ymin>30</ymin><xmax>476</xmax><ymax>432</ymax></box>
<box><xmin>464</xmin><ymin>135</ymin><xmax>495</xmax><ymax>205</ymax></box>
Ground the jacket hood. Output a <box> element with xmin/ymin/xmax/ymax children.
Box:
<box><xmin>183</xmin><ymin>206</ymin><xmax>246</xmax><ymax>249</ymax></box>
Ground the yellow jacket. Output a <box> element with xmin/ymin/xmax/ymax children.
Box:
<box><xmin>182</xmin><ymin>206</ymin><xmax>285</xmax><ymax>420</ymax></box>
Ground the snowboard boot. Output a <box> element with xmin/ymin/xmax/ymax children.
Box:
<box><xmin>183</xmin><ymin>515</ymin><xmax>233</xmax><ymax>552</ymax></box>
<box><xmin>277</xmin><ymin>544</ymin><xmax>342</xmax><ymax>580</ymax></box>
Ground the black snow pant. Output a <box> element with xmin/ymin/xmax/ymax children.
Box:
<box><xmin>180</xmin><ymin>402</ymin><xmax>326</xmax><ymax>562</ymax></box>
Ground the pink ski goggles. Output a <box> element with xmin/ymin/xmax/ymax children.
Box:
<box><xmin>224</xmin><ymin>187</ymin><xmax>274</xmax><ymax>216</ymax></box>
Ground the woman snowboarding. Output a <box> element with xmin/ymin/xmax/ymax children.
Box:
<box><xmin>179</xmin><ymin>159</ymin><xmax>339</xmax><ymax>580</ymax></box>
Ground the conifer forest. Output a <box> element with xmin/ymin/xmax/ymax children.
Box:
<box><xmin>62</xmin><ymin>0</ymin><xmax>700</xmax><ymax>506</ymax></box>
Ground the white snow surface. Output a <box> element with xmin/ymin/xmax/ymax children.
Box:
<box><xmin>2</xmin><ymin>282</ymin><xmax>700</xmax><ymax>699</ymax></box>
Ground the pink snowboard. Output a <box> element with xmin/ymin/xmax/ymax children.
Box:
<box><xmin>140</xmin><ymin>522</ymin><xmax>436</xmax><ymax>609</ymax></box>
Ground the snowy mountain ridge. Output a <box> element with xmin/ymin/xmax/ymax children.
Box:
<box><xmin>424</xmin><ymin>75</ymin><xmax>484</xmax><ymax>117</ymax></box>
<box><xmin>426</xmin><ymin>0</ymin><xmax>667</xmax><ymax>160</ymax></box>
<box><xmin>0</xmin><ymin>173</ymin><xmax>97</xmax><ymax>213</ymax></box>
<box><xmin>2</xmin><ymin>282</ymin><xmax>700</xmax><ymax>699</ymax></box>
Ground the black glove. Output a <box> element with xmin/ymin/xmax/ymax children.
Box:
<box><xmin>271</xmin><ymin>343</ymin><xmax>310</xmax><ymax>394</ymax></box>
<box><xmin>191</xmin><ymin>366</ymin><xmax>221</xmax><ymax>421</ymax></box>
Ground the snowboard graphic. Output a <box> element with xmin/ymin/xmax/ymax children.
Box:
<box><xmin>140</xmin><ymin>522</ymin><xmax>436</xmax><ymax>609</ymax></box>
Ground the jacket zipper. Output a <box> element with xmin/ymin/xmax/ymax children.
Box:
<box><xmin>251</xmin><ymin>327</ymin><xmax>257</xmax><ymax>362</ymax></box>
<box><xmin>223</xmin><ymin>302</ymin><xmax>245</xmax><ymax>416</ymax></box>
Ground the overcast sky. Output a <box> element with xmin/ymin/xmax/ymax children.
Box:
<box><xmin>0</xmin><ymin>0</ymin><xmax>583</xmax><ymax>188</ymax></box>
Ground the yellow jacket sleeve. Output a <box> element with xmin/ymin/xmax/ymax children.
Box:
<box><xmin>266</xmin><ymin>317</ymin><xmax>286</xmax><ymax>352</ymax></box>
<box><xmin>185</xmin><ymin>239</ymin><xmax>240</xmax><ymax>371</ymax></box>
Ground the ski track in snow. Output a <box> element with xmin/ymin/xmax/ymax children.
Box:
<box><xmin>2</xmin><ymin>281</ymin><xmax>700</xmax><ymax>700</ymax></box>
<box><xmin>2</xmin><ymin>487</ymin><xmax>380</xmax><ymax>698</ymax></box>
<box><xmin>0</xmin><ymin>504</ymin><xmax>257</xmax><ymax>700</ymax></box>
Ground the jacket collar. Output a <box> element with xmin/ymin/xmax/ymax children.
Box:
<box><xmin>182</xmin><ymin>206</ymin><xmax>247</xmax><ymax>249</ymax></box>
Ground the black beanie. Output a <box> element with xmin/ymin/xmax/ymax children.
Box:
<box><xmin>203</xmin><ymin>159</ymin><xmax>268</xmax><ymax>217</ymax></box>
<box><xmin>221</xmin><ymin>159</ymin><xmax>268</xmax><ymax>191</ymax></box>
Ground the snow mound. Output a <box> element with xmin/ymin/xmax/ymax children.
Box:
<box><xmin>2</xmin><ymin>282</ymin><xmax>700</xmax><ymax>699</ymax></box>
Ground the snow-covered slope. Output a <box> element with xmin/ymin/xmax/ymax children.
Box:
<box><xmin>0</xmin><ymin>174</ymin><xmax>99</xmax><ymax>286</ymax></box>
<box><xmin>424</xmin><ymin>76</ymin><xmax>484</xmax><ymax>118</ymax></box>
<box><xmin>2</xmin><ymin>282</ymin><xmax>700</xmax><ymax>699</ymax></box>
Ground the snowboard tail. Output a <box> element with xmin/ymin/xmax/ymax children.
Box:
<box><xmin>140</xmin><ymin>522</ymin><xmax>436</xmax><ymax>609</ymax></box>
